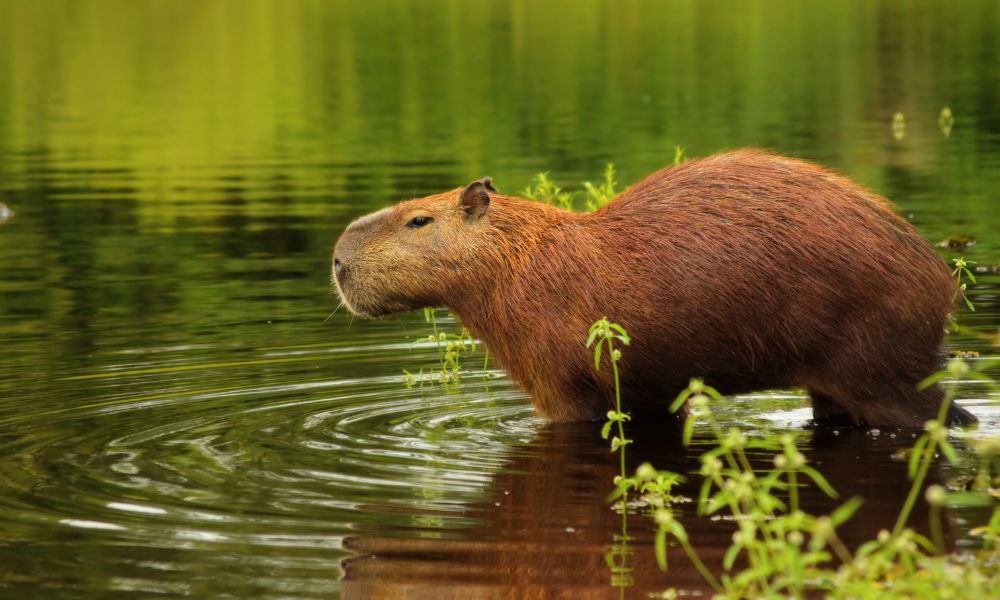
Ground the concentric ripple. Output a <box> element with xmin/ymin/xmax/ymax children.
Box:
<box><xmin>0</xmin><ymin>337</ymin><xmax>539</xmax><ymax>596</ymax></box>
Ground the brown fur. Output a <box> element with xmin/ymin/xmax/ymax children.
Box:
<box><xmin>333</xmin><ymin>150</ymin><xmax>976</xmax><ymax>427</ymax></box>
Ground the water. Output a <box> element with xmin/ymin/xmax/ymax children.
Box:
<box><xmin>0</xmin><ymin>1</ymin><xmax>998</xmax><ymax>597</ymax></box>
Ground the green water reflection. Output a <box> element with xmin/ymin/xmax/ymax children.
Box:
<box><xmin>0</xmin><ymin>0</ymin><xmax>997</xmax><ymax>597</ymax></box>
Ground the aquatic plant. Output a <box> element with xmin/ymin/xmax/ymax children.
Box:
<box><xmin>607</xmin><ymin>360</ymin><xmax>1000</xmax><ymax>598</ymax></box>
<box><xmin>522</xmin><ymin>171</ymin><xmax>574</xmax><ymax>211</ymax></box>
<box><xmin>582</xmin><ymin>164</ymin><xmax>618</xmax><ymax>212</ymax></box>
<box><xmin>587</xmin><ymin>317</ymin><xmax>634</xmax><ymax>595</ymax></box>
<box><xmin>953</xmin><ymin>257</ymin><xmax>977</xmax><ymax>312</ymax></box>
<box><xmin>402</xmin><ymin>308</ymin><xmax>479</xmax><ymax>386</ymax></box>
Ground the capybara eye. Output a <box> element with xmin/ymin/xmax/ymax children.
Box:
<box><xmin>406</xmin><ymin>215</ymin><xmax>433</xmax><ymax>228</ymax></box>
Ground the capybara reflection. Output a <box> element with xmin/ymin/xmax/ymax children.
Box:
<box><xmin>333</xmin><ymin>150</ymin><xmax>976</xmax><ymax>428</ymax></box>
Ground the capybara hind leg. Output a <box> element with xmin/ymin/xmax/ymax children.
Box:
<box><xmin>914</xmin><ymin>383</ymin><xmax>978</xmax><ymax>427</ymax></box>
<box><xmin>845</xmin><ymin>382</ymin><xmax>976</xmax><ymax>428</ymax></box>
<box><xmin>809</xmin><ymin>391</ymin><xmax>858</xmax><ymax>428</ymax></box>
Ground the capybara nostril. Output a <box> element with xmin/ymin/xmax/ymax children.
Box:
<box><xmin>334</xmin><ymin>257</ymin><xmax>344</xmax><ymax>277</ymax></box>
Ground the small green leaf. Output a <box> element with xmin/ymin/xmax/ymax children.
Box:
<box><xmin>601</xmin><ymin>420</ymin><xmax>613</xmax><ymax>440</ymax></box>
<box><xmin>940</xmin><ymin>491</ymin><xmax>994</xmax><ymax>507</ymax></box>
<box><xmin>668</xmin><ymin>521</ymin><xmax>688</xmax><ymax>544</ymax></box>
<box><xmin>723</xmin><ymin>543</ymin><xmax>743</xmax><ymax>570</ymax></box>
<box><xmin>939</xmin><ymin>439</ymin><xmax>959</xmax><ymax>464</ymax></box>
<box><xmin>585</xmin><ymin>327</ymin><xmax>600</xmax><ymax>348</ymax></box>
<box><xmin>908</xmin><ymin>435</ymin><xmax>929</xmax><ymax>478</ymax></box>
<box><xmin>593</xmin><ymin>342</ymin><xmax>603</xmax><ymax>371</ymax></box>
<box><xmin>830</xmin><ymin>496</ymin><xmax>864</xmax><ymax>526</ymax></box>
<box><xmin>655</xmin><ymin>528</ymin><xmax>668</xmax><ymax>570</ymax></box>
<box><xmin>669</xmin><ymin>388</ymin><xmax>692</xmax><ymax>412</ymax></box>
<box><xmin>697</xmin><ymin>478</ymin><xmax>714</xmax><ymax>516</ymax></box>
<box><xmin>682</xmin><ymin>416</ymin><xmax>695</xmax><ymax>447</ymax></box>
<box><xmin>801</xmin><ymin>465</ymin><xmax>838</xmax><ymax>498</ymax></box>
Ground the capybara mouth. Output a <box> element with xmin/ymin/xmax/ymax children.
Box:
<box><xmin>331</xmin><ymin>277</ymin><xmax>399</xmax><ymax>320</ymax></box>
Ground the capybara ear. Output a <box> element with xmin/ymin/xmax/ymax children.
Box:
<box><xmin>459</xmin><ymin>178</ymin><xmax>494</xmax><ymax>221</ymax></box>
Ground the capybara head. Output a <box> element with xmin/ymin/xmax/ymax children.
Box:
<box><xmin>333</xmin><ymin>178</ymin><xmax>498</xmax><ymax>317</ymax></box>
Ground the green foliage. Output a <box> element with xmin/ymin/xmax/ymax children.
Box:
<box><xmin>953</xmin><ymin>256</ymin><xmax>978</xmax><ymax>312</ymax></box>
<box><xmin>522</xmin><ymin>172</ymin><xmax>574</xmax><ymax>210</ymax></box>
<box><xmin>672</xmin><ymin>145</ymin><xmax>687</xmax><ymax>166</ymax></box>
<box><xmin>587</xmin><ymin>313</ymin><xmax>999</xmax><ymax>598</ymax></box>
<box><xmin>653</xmin><ymin>366</ymin><xmax>1000</xmax><ymax>598</ymax></box>
<box><xmin>527</xmin><ymin>146</ymin><xmax>685</xmax><ymax>213</ymax></box>
<box><xmin>402</xmin><ymin>308</ymin><xmax>479</xmax><ymax>386</ymax></box>
<box><xmin>583</xmin><ymin>163</ymin><xmax>618</xmax><ymax>212</ymax></box>
<box><xmin>523</xmin><ymin>164</ymin><xmax>618</xmax><ymax>212</ymax></box>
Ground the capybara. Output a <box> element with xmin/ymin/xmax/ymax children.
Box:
<box><xmin>332</xmin><ymin>150</ymin><xmax>976</xmax><ymax>428</ymax></box>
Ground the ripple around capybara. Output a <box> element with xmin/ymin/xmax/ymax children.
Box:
<box><xmin>332</xmin><ymin>150</ymin><xmax>977</xmax><ymax>428</ymax></box>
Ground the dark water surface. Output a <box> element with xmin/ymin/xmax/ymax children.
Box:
<box><xmin>1</xmin><ymin>1</ymin><xmax>998</xmax><ymax>597</ymax></box>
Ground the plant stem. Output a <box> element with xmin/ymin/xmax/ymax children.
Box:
<box><xmin>892</xmin><ymin>389</ymin><xmax>954</xmax><ymax>537</ymax></box>
<box><xmin>680</xmin><ymin>537</ymin><xmax>723</xmax><ymax>592</ymax></box>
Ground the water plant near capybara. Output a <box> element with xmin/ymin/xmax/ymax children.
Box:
<box><xmin>332</xmin><ymin>150</ymin><xmax>976</xmax><ymax>428</ymax></box>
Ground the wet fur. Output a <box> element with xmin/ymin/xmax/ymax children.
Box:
<box><xmin>333</xmin><ymin>150</ymin><xmax>976</xmax><ymax>427</ymax></box>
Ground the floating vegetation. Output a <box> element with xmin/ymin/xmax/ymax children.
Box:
<box><xmin>938</xmin><ymin>234</ymin><xmax>976</xmax><ymax>249</ymax></box>
<box><xmin>892</xmin><ymin>112</ymin><xmax>906</xmax><ymax>140</ymax></box>
<box><xmin>939</xmin><ymin>107</ymin><xmax>955</xmax><ymax>138</ymax></box>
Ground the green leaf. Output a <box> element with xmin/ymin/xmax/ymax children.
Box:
<box><xmin>601</xmin><ymin>420</ymin><xmax>613</xmax><ymax>440</ymax></box>
<box><xmin>683</xmin><ymin>416</ymin><xmax>695</xmax><ymax>447</ymax></box>
<box><xmin>593</xmin><ymin>342</ymin><xmax>603</xmax><ymax>371</ymax></box>
<box><xmin>830</xmin><ymin>496</ymin><xmax>864</xmax><ymax>526</ymax></box>
<box><xmin>940</xmin><ymin>491</ymin><xmax>995</xmax><ymax>507</ymax></box>
<box><xmin>916</xmin><ymin>371</ymin><xmax>946</xmax><ymax>391</ymax></box>
<box><xmin>801</xmin><ymin>465</ymin><xmax>838</xmax><ymax>498</ymax></box>
<box><xmin>697</xmin><ymin>477</ymin><xmax>714</xmax><ymax>516</ymax></box>
<box><xmin>668</xmin><ymin>521</ymin><xmax>689</xmax><ymax>544</ymax></box>
<box><xmin>669</xmin><ymin>388</ymin><xmax>693</xmax><ymax>412</ymax></box>
<box><xmin>655</xmin><ymin>528</ymin><xmax>668</xmax><ymax>570</ymax></box>
<box><xmin>911</xmin><ymin>531</ymin><xmax>937</xmax><ymax>553</ymax></box>
<box><xmin>939</xmin><ymin>439</ymin><xmax>959</xmax><ymax>464</ymax></box>
<box><xmin>723</xmin><ymin>542</ymin><xmax>742</xmax><ymax>570</ymax></box>
<box><xmin>586</xmin><ymin>327</ymin><xmax>600</xmax><ymax>348</ymax></box>
<box><xmin>705</xmin><ymin>387</ymin><xmax>726</xmax><ymax>402</ymax></box>
<box><xmin>908</xmin><ymin>435</ymin><xmax>929</xmax><ymax>477</ymax></box>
